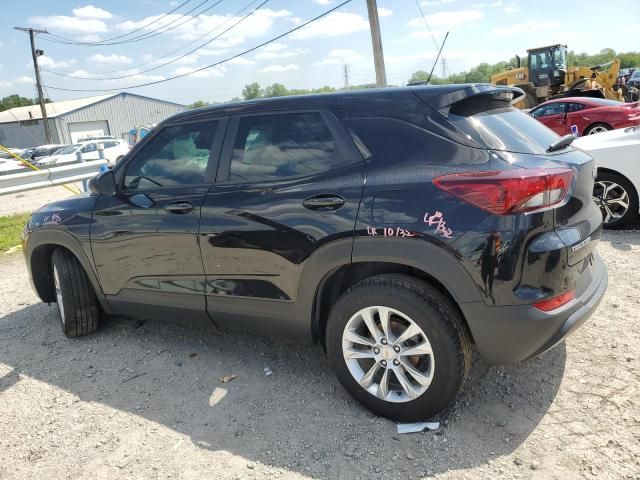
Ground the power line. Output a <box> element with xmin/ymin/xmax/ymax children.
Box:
<box><xmin>413</xmin><ymin>0</ymin><xmax>440</xmax><ymax>51</ymax></box>
<box><xmin>42</xmin><ymin>0</ymin><xmax>268</xmax><ymax>81</ymax></box>
<box><xmin>43</xmin><ymin>0</ymin><xmax>353</xmax><ymax>93</ymax></box>
<box><xmin>43</xmin><ymin>0</ymin><xmax>260</xmax><ymax>76</ymax></box>
<box><xmin>44</xmin><ymin>0</ymin><xmax>215</xmax><ymax>47</ymax></box>
<box><xmin>41</xmin><ymin>0</ymin><xmax>196</xmax><ymax>46</ymax></box>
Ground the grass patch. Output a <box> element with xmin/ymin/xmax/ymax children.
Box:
<box><xmin>0</xmin><ymin>213</ymin><xmax>30</xmax><ymax>253</ymax></box>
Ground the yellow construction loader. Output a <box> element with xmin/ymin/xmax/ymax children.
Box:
<box><xmin>490</xmin><ymin>44</ymin><xmax>624</xmax><ymax>109</ymax></box>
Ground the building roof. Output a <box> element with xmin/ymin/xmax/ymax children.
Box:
<box><xmin>0</xmin><ymin>92</ymin><xmax>185</xmax><ymax>124</ymax></box>
<box><xmin>0</xmin><ymin>94</ymin><xmax>117</xmax><ymax>124</ymax></box>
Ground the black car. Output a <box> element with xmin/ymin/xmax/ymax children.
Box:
<box><xmin>23</xmin><ymin>84</ymin><xmax>607</xmax><ymax>421</ymax></box>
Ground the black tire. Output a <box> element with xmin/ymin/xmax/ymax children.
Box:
<box><xmin>325</xmin><ymin>274</ymin><xmax>471</xmax><ymax>421</ymax></box>
<box><xmin>51</xmin><ymin>248</ymin><xmax>100</xmax><ymax>337</ymax></box>
<box><xmin>584</xmin><ymin>123</ymin><xmax>611</xmax><ymax>135</ymax></box>
<box><xmin>594</xmin><ymin>172</ymin><xmax>639</xmax><ymax>229</ymax></box>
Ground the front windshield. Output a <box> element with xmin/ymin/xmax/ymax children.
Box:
<box><xmin>56</xmin><ymin>144</ymin><xmax>81</xmax><ymax>155</ymax></box>
<box><xmin>553</xmin><ymin>47</ymin><xmax>566</xmax><ymax>69</ymax></box>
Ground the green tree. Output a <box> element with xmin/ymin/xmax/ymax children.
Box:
<box><xmin>242</xmin><ymin>82</ymin><xmax>262</xmax><ymax>100</ymax></box>
<box><xmin>0</xmin><ymin>94</ymin><xmax>34</xmax><ymax>111</ymax></box>
<box><xmin>263</xmin><ymin>82</ymin><xmax>288</xmax><ymax>98</ymax></box>
<box><xmin>188</xmin><ymin>100</ymin><xmax>210</xmax><ymax>109</ymax></box>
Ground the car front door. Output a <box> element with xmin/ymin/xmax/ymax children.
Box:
<box><xmin>91</xmin><ymin>118</ymin><xmax>227</xmax><ymax>319</ymax></box>
<box><xmin>199</xmin><ymin>110</ymin><xmax>365</xmax><ymax>337</ymax></box>
<box><xmin>530</xmin><ymin>103</ymin><xmax>567</xmax><ymax>134</ymax></box>
<box><xmin>565</xmin><ymin>102</ymin><xmax>587</xmax><ymax>135</ymax></box>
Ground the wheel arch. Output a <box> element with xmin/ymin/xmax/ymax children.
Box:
<box><xmin>303</xmin><ymin>237</ymin><xmax>482</xmax><ymax>348</ymax></box>
<box><xmin>596</xmin><ymin>167</ymin><xmax>640</xmax><ymax>203</ymax></box>
<box><xmin>26</xmin><ymin>230</ymin><xmax>111</xmax><ymax>312</ymax></box>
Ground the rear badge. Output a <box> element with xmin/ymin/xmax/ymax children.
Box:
<box><xmin>571</xmin><ymin>236</ymin><xmax>591</xmax><ymax>252</ymax></box>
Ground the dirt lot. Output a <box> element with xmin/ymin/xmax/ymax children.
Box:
<box><xmin>0</xmin><ymin>230</ymin><xmax>638</xmax><ymax>480</ymax></box>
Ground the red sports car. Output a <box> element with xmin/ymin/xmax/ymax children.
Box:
<box><xmin>528</xmin><ymin>97</ymin><xmax>640</xmax><ymax>136</ymax></box>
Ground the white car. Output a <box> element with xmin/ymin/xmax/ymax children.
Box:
<box><xmin>573</xmin><ymin>126</ymin><xmax>640</xmax><ymax>228</ymax></box>
<box><xmin>37</xmin><ymin>139</ymin><xmax>129</xmax><ymax>167</ymax></box>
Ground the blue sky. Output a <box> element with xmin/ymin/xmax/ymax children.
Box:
<box><xmin>0</xmin><ymin>0</ymin><xmax>637</xmax><ymax>105</ymax></box>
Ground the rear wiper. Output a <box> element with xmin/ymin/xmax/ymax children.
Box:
<box><xmin>547</xmin><ymin>134</ymin><xmax>575</xmax><ymax>153</ymax></box>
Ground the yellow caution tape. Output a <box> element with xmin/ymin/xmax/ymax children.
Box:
<box><xmin>0</xmin><ymin>143</ymin><xmax>81</xmax><ymax>195</ymax></box>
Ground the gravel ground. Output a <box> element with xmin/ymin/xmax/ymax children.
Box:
<box><xmin>0</xmin><ymin>186</ymin><xmax>77</xmax><ymax>217</ymax></box>
<box><xmin>0</xmin><ymin>230</ymin><xmax>638</xmax><ymax>480</ymax></box>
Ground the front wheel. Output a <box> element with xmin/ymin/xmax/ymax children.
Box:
<box><xmin>325</xmin><ymin>274</ymin><xmax>471</xmax><ymax>421</ymax></box>
<box><xmin>593</xmin><ymin>172</ymin><xmax>638</xmax><ymax>229</ymax></box>
<box><xmin>52</xmin><ymin>249</ymin><xmax>100</xmax><ymax>337</ymax></box>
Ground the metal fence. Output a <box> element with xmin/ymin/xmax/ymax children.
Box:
<box><xmin>0</xmin><ymin>160</ymin><xmax>107</xmax><ymax>195</ymax></box>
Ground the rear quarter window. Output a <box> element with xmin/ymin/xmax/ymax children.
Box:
<box><xmin>448</xmin><ymin>106</ymin><xmax>562</xmax><ymax>154</ymax></box>
<box><xmin>344</xmin><ymin>111</ymin><xmax>489</xmax><ymax>168</ymax></box>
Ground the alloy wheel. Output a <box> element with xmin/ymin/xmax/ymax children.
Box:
<box><xmin>593</xmin><ymin>180</ymin><xmax>630</xmax><ymax>225</ymax></box>
<box><xmin>587</xmin><ymin>125</ymin><xmax>609</xmax><ymax>135</ymax></box>
<box><xmin>341</xmin><ymin>306</ymin><xmax>435</xmax><ymax>403</ymax></box>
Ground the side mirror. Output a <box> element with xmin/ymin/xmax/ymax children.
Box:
<box><xmin>88</xmin><ymin>170</ymin><xmax>116</xmax><ymax>195</ymax></box>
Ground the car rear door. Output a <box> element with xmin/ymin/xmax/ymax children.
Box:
<box><xmin>199</xmin><ymin>109</ymin><xmax>365</xmax><ymax>338</ymax></box>
<box><xmin>90</xmin><ymin>118</ymin><xmax>227</xmax><ymax>319</ymax></box>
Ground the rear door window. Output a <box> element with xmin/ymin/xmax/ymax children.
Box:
<box><xmin>227</xmin><ymin>112</ymin><xmax>344</xmax><ymax>183</ymax></box>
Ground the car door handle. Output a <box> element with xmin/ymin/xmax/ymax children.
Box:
<box><xmin>165</xmin><ymin>201</ymin><xmax>195</xmax><ymax>214</ymax></box>
<box><xmin>302</xmin><ymin>194</ymin><xmax>345</xmax><ymax>211</ymax></box>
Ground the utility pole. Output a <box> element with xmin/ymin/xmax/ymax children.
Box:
<box><xmin>365</xmin><ymin>0</ymin><xmax>387</xmax><ymax>88</ymax></box>
<box><xmin>343</xmin><ymin>64</ymin><xmax>350</xmax><ymax>89</ymax></box>
<box><xmin>14</xmin><ymin>27</ymin><xmax>52</xmax><ymax>144</ymax></box>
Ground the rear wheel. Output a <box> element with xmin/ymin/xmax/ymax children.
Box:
<box><xmin>326</xmin><ymin>274</ymin><xmax>471</xmax><ymax>421</ymax></box>
<box><xmin>51</xmin><ymin>249</ymin><xmax>100</xmax><ymax>337</ymax></box>
<box><xmin>585</xmin><ymin>123</ymin><xmax>611</xmax><ymax>135</ymax></box>
<box><xmin>593</xmin><ymin>172</ymin><xmax>638</xmax><ymax>229</ymax></box>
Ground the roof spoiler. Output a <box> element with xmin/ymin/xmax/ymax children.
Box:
<box><xmin>413</xmin><ymin>84</ymin><xmax>525</xmax><ymax>117</ymax></box>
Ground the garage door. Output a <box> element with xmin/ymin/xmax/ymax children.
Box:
<box><xmin>68</xmin><ymin>120</ymin><xmax>110</xmax><ymax>143</ymax></box>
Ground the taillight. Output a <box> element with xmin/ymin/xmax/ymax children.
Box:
<box><xmin>433</xmin><ymin>168</ymin><xmax>573</xmax><ymax>215</ymax></box>
<box><xmin>534</xmin><ymin>290</ymin><xmax>575</xmax><ymax>312</ymax></box>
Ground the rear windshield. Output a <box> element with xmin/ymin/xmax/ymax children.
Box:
<box><xmin>448</xmin><ymin>106</ymin><xmax>562</xmax><ymax>154</ymax></box>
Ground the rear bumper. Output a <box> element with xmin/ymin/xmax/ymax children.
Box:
<box><xmin>460</xmin><ymin>251</ymin><xmax>608</xmax><ymax>365</ymax></box>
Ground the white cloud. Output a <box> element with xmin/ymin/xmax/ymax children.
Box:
<box><xmin>316</xmin><ymin>49</ymin><xmax>367</xmax><ymax>65</ymax></box>
<box><xmin>172</xmin><ymin>66</ymin><xmax>224</xmax><ymax>78</ymax></box>
<box><xmin>378</xmin><ymin>7</ymin><xmax>393</xmax><ymax>17</ymax></box>
<box><xmin>115</xmin><ymin>9</ymin><xmax>290</xmax><ymax>47</ymax></box>
<box><xmin>409</xmin><ymin>10</ymin><xmax>483</xmax><ymax>29</ymax></box>
<box><xmin>169</xmin><ymin>0</ymin><xmax>180</xmax><ymax>5</ymax></box>
<box><xmin>254</xmin><ymin>44</ymin><xmax>305</xmax><ymax>60</ymax></box>
<box><xmin>313</xmin><ymin>0</ymin><xmax>332</xmax><ymax>4</ymax></box>
<box><xmin>259</xmin><ymin>64</ymin><xmax>300</xmax><ymax>73</ymax></box>
<box><xmin>77</xmin><ymin>34</ymin><xmax>102</xmax><ymax>42</ymax></box>
<box><xmin>72</xmin><ymin>5</ymin><xmax>113</xmax><ymax>19</ymax></box>
<box><xmin>14</xmin><ymin>76</ymin><xmax>34</xmax><ymax>84</ymax></box>
<box><xmin>228</xmin><ymin>57</ymin><xmax>256</xmax><ymax>65</ymax></box>
<box><xmin>88</xmin><ymin>54</ymin><xmax>133</xmax><ymax>64</ymax></box>
<box><xmin>291</xmin><ymin>12</ymin><xmax>369</xmax><ymax>39</ymax></box>
<box><xmin>489</xmin><ymin>1</ymin><xmax>502</xmax><ymax>6</ymax></box>
<box><xmin>35</xmin><ymin>56</ymin><xmax>77</xmax><ymax>69</ymax></box>
<box><xmin>492</xmin><ymin>21</ymin><xmax>560</xmax><ymax>36</ymax></box>
<box><xmin>504</xmin><ymin>2</ymin><xmax>520</xmax><ymax>12</ymax></box>
<box><xmin>0</xmin><ymin>80</ymin><xmax>12</xmax><ymax>88</ymax></box>
<box><xmin>420</xmin><ymin>0</ymin><xmax>456</xmax><ymax>5</ymax></box>
<box><xmin>199</xmin><ymin>48</ymin><xmax>229</xmax><ymax>56</ymax></box>
<box><xmin>29</xmin><ymin>15</ymin><xmax>108</xmax><ymax>33</ymax></box>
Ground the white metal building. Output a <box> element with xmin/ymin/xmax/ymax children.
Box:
<box><xmin>0</xmin><ymin>92</ymin><xmax>186</xmax><ymax>148</ymax></box>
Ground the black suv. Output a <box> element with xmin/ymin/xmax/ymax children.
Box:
<box><xmin>23</xmin><ymin>85</ymin><xmax>607</xmax><ymax>421</ymax></box>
